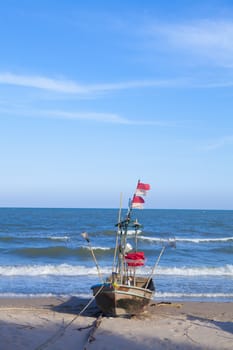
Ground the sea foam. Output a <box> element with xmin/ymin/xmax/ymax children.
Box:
<box><xmin>140</xmin><ymin>236</ymin><xmax>233</xmax><ymax>243</ymax></box>
<box><xmin>0</xmin><ymin>264</ymin><xmax>232</xmax><ymax>277</ymax></box>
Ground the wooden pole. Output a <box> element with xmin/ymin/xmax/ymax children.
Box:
<box><xmin>145</xmin><ymin>245</ymin><xmax>166</xmax><ymax>289</ymax></box>
<box><xmin>81</xmin><ymin>232</ymin><xmax>104</xmax><ymax>283</ymax></box>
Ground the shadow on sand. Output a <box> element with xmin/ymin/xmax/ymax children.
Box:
<box><xmin>187</xmin><ymin>314</ymin><xmax>233</xmax><ymax>335</ymax></box>
<box><xmin>51</xmin><ymin>296</ymin><xmax>101</xmax><ymax>317</ymax></box>
<box><xmin>50</xmin><ymin>299</ymin><xmax>218</xmax><ymax>350</ymax></box>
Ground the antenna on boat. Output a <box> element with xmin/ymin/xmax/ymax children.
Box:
<box><xmin>145</xmin><ymin>238</ymin><xmax>176</xmax><ymax>289</ymax></box>
<box><xmin>112</xmin><ymin>192</ymin><xmax>123</xmax><ymax>273</ymax></box>
<box><xmin>133</xmin><ymin>218</ymin><xmax>141</xmax><ymax>252</ymax></box>
<box><xmin>81</xmin><ymin>232</ymin><xmax>104</xmax><ymax>283</ymax></box>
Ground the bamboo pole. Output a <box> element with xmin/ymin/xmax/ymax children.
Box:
<box><xmin>145</xmin><ymin>245</ymin><xmax>166</xmax><ymax>289</ymax></box>
<box><xmin>81</xmin><ymin>232</ymin><xmax>104</xmax><ymax>283</ymax></box>
<box><xmin>112</xmin><ymin>192</ymin><xmax>123</xmax><ymax>274</ymax></box>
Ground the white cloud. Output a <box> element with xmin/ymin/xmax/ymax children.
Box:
<box><xmin>44</xmin><ymin>110</ymin><xmax>130</xmax><ymax>124</ymax></box>
<box><xmin>0</xmin><ymin>72</ymin><xmax>185</xmax><ymax>94</ymax></box>
<box><xmin>45</xmin><ymin>110</ymin><xmax>180</xmax><ymax>126</ymax></box>
<box><xmin>0</xmin><ymin>103</ymin><xmax>179</xmax><ymax>126</ymax></box>
<box><xmin>0</xmin><ymin>103</ymin><xmax>129</xmax><ymax>124</ymax></box>
<box><xmin>2</xmin><ymin>71</ymin><xmax>233</xmax><ymax>95</ymax></box>
<box><xmin>149</xmin><ymin>20</ymin><xmax>233</xmax><ymax>67</ymax></box>
<box><xmin>202</xmin><ymin>136</ymin><xmax>233</xmax><ymax>151</ymax></box>
<box><xmin>0</xmin><ymin>72</ymin><xmax>88</xmax><ymax>93</ymax></box>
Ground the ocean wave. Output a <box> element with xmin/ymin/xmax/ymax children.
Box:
<box><xmin>0</xmin><ymin>293</ymin><xmax>59</xmax><ymax>298</ymax></box>
<box><xmin>0</xmin><ymin>236</ymin><xmax>14</xmax><ymax>242</ymax></box>
<box><xmin>211</xmin><ymin>246</ymin><xmax>233</xmax><ymax>254</ymax></box>
<box><xmin>0</xmin><ymin>293</ymin><xmax>93</xmax><ymax>299</ymax></box>
<box><xmin>85</xmin><ymin>246</ymin><xmax>111</xmax><ymax>251</ymax></box>
<box><xmin>140</xmin><ymin>235</ymin><xmax>233</xmax><ymax>244</ymax></box>
<box><xmin>0</xmin><ymin>234</ymin><xmax>71</xmax><ymax>243</ymax></box>
<box><xmin>0</xmin><ymin>292</ymin><xmax>232</xmax><ymax>300</ymax></box>
<box><xmin>156</xmin><ymin>265</ymin><xmax>233</xmax><ymax>276</ymax></box>
<box><xmin>49</xmin><ymin>236</ymin><xmax>70</xmax><ymax>241</ymax></box>
<box><xmin>12</xmin><ymin>246</ymin><xmax>112</xmax><ymax>258</ymax></box>
<box><xmin>155</xmin><ymin>292</ymin><xmax>233</xmax><ymax>299</ymax></box>
<box><xmin>0</xmin><ymin>264</ymin><xmax>112</xmax><ymax>276</ymax></box>
<box><xmin>0</xmin><ymin>264</ymin><xmax>233</xmax><ymax>277</ymax></box>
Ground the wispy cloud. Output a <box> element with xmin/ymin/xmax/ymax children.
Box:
<box><xmin>2</xmin><ymin>71</ymin><xmax>233</xmax><ymax>94</ymax></box>
<box><xmin>148</xmin><ymin>20</ymin><xmax>233</xmax><ymax>67</ymax></box>
<box><xmin>0</xmin><ymin>72</ymin><xmax>186</xmax><ymax>94</ymax></box>
<box><xmin>202</xmin><ymin>136</ymin><xmax>233</xmax><ymax>151</ymax></box>
<box><xmin>0</xmin><ymin>103</ymin><xmax>128</xmax><ymax>123</ymax></box>
<box><xmin>45</xmin><ymin>110</ymin><xmax>181</xmax><ymax>126</ymax></box>
<box><xmin>44</xmin><ymin>110</ymin><xmax>131</xmax><ymax>124</ymax></box>
<box><xmin>0</xmin><ymin>104</ymin><xmax>180</xmax><ymax>126</ymax></box>
<box><xmin>0</xmin><ymin>72</ymin><xmax>88</xmax><ymax>94</ymax></box>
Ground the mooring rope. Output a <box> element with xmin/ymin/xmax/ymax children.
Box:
<box><xmin>34</xmin><ymin>285</ymin><xmax>104</xmax><ymax>350</ymax></box>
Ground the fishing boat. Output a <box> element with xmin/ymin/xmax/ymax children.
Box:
<box><xmin>82</xmin><ymin>180</ymin><xmax>169</xmax><ymax>317</ymax></box>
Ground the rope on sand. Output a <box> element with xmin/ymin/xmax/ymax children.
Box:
<box><xmin>34</xmin><ymin>286</ymin><xmax>104</xmax><ymax>350</ymax></box>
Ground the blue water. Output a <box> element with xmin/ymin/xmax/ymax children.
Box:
<box><xmin>0</xmin><ymin>208</ymin><xmax>232</xmax><ymax>301</ymax></box>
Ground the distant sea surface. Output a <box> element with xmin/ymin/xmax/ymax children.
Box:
<box><xmin>0</xmin><ymin>208</ymin><xmax>232</xmax><ymax>301</ymax></box>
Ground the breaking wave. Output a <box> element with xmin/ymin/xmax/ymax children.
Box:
<box><xmin>156</xmin><ymin>265</ymin><xmax>233</xmax><ymax>276</ymax></box>
<box><xmin>0</xmin><ymin>264</ymin><xmax>232</xmax><ymax>277</ymax></box>
<box><xmin>0</xmin><ymin>264</ymin><xmax>111</xmax><ymax>276</ymax></box>
<box><xmin>140</xmin><ymin>236</ymin><xmax>233</xmax><ymax>244</ymax></box>
<box><xmin>155</xmin><ymin>292</ymin><xmax>233</xmax><ymax>299</ymax></box>
<box><xmin>11</xmin><ymin>246</ymin><xmax>112</xmax><ymax>258</ymax></box>
<box><xmin>49</xmin><ymin>236</ymin><xmax>70</xmax><ymax>241</ymax></box>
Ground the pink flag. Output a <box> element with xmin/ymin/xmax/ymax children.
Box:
<box><xmin>132</xmin><ymin>195</ymin><xmax>145</xmax><ymax>209</ymax></box>
<box><xmin>136</xmin><ymin>182</ymin><xmax>151</xmax><ymax>196</ymax></box>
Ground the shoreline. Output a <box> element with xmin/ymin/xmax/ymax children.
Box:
<box><xmin>0</xmin><ymin>297</ymin><xmax>232</xmax><ymax>349</ymax></box>
<box><xmin>1</xmin><ymin>293</ymin><xmax>233</xmax><ymax>303</ymax></box>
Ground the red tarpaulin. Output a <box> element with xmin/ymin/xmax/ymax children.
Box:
<box><xmin>125</xmin><ymin>252</ymin><xmax>145</xmax><ymax>266</ymax></box>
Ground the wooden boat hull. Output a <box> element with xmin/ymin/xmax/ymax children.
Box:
<box><xmin>91</xmin><ymin>283</ymin><xmax>153</xmax><ymax>316</ymax></box>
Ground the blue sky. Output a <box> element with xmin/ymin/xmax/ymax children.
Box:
<box><xmin>1</xmin><ymin>0</ymin><xmax>233</xmax><ymax>209</ymax></box>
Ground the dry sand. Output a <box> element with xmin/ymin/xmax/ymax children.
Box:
<box><xmin>0</xmin><ymin>297</ymin><xmax>232</xmax><ymax>350</ymax></box>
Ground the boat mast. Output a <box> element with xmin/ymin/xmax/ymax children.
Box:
<box><xmin>115</xmin><ymin>180</ymin><xmax>140</xmax><ymax>283</ymax></box>
<box><xmin>113</xmin><ymin>180</ymin><xmax>150</xmax><ymax>284</ymax></box>
<box><xmin>112</xmin><ymin>192</ymin><xmax>123</xmax><ymax>273</ymax></box>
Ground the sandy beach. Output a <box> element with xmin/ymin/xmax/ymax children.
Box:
<box><xmin>0</xmin><ymin>297</ymin><xmax>232</xmax><ymax>350</ymax></box>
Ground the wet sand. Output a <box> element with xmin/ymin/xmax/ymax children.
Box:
<box><xmin>0</xmin><ymin>297</ymin><xmax>232</xmax><ymax>349</ymax></box>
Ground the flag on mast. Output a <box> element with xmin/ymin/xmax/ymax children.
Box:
<box><xmin>135</xmin><ymin>181</ymin><xmax>151</xmax><ymax>196</ymax></box>
<box><xmin>131</xmin><ymin>195</ymin><xmax>145</xmax><ymax>209</ymax></box>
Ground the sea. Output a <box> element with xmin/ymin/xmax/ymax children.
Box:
<box><xmin>0</xmin><ymin>208</ymin><xmax>232</xmax><ymax>302</ymax></box>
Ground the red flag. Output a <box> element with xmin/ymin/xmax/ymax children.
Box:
<box><xmin>136</xmin><ymin>182</ymin><xmax>151</xmax><ymax>196</ymax></box>
<box><xmin>137</xmin><ymin>182</ymin><xmax>150</xmax><ymax>191</ymax></box>
<box><xmin>132</xmin><ymin>195</ymin><xmax>145</xmax><ymax>209</ymax></box>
